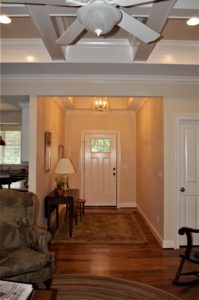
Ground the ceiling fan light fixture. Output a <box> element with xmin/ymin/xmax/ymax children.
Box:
<box><xmin>95</xmin><ymin>29</ymin><xmax>103</xmax><ymax>37</ymax></box>
<box><xmin>77</xmin><ymin>3</ymin><xmax>122</xmax><ymax>36</ymax></box>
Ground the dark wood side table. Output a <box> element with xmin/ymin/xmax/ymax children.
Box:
<box><xmin>45</xmin><ymin>189</ymin><xmax>79</xmax><ymax>237</ymax></box>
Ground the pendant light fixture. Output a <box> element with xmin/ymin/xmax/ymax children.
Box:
<box><xmin>91</xmin><ymin>97</ymin><xmax>111</xmax><ymax>112</ymax></box>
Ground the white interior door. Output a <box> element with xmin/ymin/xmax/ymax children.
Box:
<box><xmin>178</xmin><ymin>119</ymin><xmax>199</xmax><ymax>245</ymax></box>
<box><xmin>84</xmin><ymin>133</ymin><xmax>117</xmax><ymax>206</ymax></box>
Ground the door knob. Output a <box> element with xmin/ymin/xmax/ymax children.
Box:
<box><xmin>113</xmin><ymin>173</ymin><xmax>116</xmax><ymax>176</ymax></box>
<box><xmin>180</xmin><ymin>187</ymin><xmax>185</xmax><ymax>192</ymax></box>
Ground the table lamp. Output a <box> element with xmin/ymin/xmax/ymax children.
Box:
<box><xmin>55</xmin><ymin>158</ymin><xmax>76</xmax><ymax>192</ymax></box>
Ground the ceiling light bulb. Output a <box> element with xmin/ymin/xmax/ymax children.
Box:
<box><xmin>187</xmin><ymin>17</ymin><xmax>199</xmax><ymax>26</ymax></box>
<box><xmin>0</xmin><ymin>15</ymin><xmax>11</xmax><ymax>24</ymax></box>
<box><xmin>26</xmin><ymin>55</ymin><xmax>35</xmax><ymax>62</ymax></box>
<box><xmin>95</xmin><ymin>29</ymin><xmax>103</xmax><ymax>36</ymax></box>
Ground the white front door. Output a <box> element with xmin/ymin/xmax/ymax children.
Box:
<box><xmin>84</xmin><ymin>133</ymin><xmax>117</xmax><ymax>206</ymax></box>
<box><xmin>178</xmin><ymin>119</ymin><xmax>199</xmax><ymax>245</ymax></box>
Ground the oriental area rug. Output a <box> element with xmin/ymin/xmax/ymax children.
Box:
<box><xmin>51</xmin><ymin>274</ymin><xmax>180</xmax><ymax>300</ymax></box>
<box><xmin>51</xmin><ymin>212</ymin><xmax>148</xmax><ymax>244</ymax></box>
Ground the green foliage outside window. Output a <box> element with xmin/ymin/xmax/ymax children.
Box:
<box><xmin>0</xmin><ymin>131</ymin><xmax>21</xmax><ymax>164</ymax></box>
<box><xmin>91</xmin><ymin>138</ymin><xmax>111</xmax><ymax>153</ymax></box>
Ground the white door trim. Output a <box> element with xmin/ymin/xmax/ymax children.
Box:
<box><xmin>80</xmin><ymin>130</ymin><xmax>121</xmax><ymax>207</ymax></box>
<box><xmin>175</xmin><ymin>114</ymin><xmax>199</xmax><ymax>248</ymax></box>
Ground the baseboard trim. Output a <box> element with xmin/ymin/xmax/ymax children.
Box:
<box><xmin>117</xmin><ymin>202</ymin><xmax>136</xmax><ymax>208</ymax></box>
<box><xmin>137</xmin><ymin>205</ymin><xmax>174</xmax><ymax>249</ymax></box>
<box><xmin>162</xmin><ymin>240</ymin><xmax>175</xmax><ymax>249</ymax></box>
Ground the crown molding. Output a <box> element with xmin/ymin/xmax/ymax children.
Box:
<box><xmin>1</xmin><ymin>73</ymin><xmax>198</xmax><ymax>85</ymax></box>
<box><xmin>1</xmin><ymin>39</ymin><xmax>198</xmax><ymax>64</ymax></box>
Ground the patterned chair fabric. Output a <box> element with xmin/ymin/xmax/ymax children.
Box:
<box><xmin>0</xmin><ymin>189</ymin><xmax>55</xmax><ymax>286</ymax></box>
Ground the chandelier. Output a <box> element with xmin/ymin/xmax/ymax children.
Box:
<box><xmin>91</xmin><ymin>97</ymin><xmax>110</xmax><ymax>112</ymax></box>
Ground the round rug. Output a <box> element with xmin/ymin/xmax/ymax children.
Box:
<box><xmin>52</xmin><ymin>274</ymin><xmax>180</xmax><ymax>300</ymax></box>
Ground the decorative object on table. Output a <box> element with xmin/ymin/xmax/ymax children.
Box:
<box><xmin>52</xmin><ymin>274</ymin><xmax>180</xmax><ymax>300</ymax></box>
<box><xmin>91</xmin><ymin>97</ymin><xmax>111</xmax><ymax>112</ymax></box>
<box><xmin>51</xmin><ymin>212</ymin><xmax>148</xmax><ymax>244</ymax></box>
<box><xmin>54</xmin><ymin>179</ymin><xmax>65</xmax><ymax>196</ymax></box>
<box><xmin>44</xmin><ymin>132</ymin><xmax>52</xmax><ymax>172</ymax></box>
<box><xmin>54</xmin><ymin>158</ymin><xmax>76</xmax><ymax>194</ymax></box>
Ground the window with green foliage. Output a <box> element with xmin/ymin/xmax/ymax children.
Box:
<box><xmin>91</xmin><ymin>138</ymin><xmax>111</xmax><ymax>153</ymax></box>
<box><xmin>0</xmin><ymin>131</ymin><xmax>21</xmax><ymax>164</ymax></box>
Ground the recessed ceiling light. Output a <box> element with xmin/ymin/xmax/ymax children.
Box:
<box><xmin>163</xmin><ymin>54</ymin><xmax>174</xmax><ymax>64</ymax></box>
<box><xmin>0</xmin><ymin>15</ymin><xmax>11</xmax><ymax>24</ymax></box>
<box><xmin>187</xmin><ymin>17</ymin><xmax>199</xmax><ymax>26</ymax></box>
<box><xmin>26</xmin><ymin>55</ymin><xmax>35</xmax><ymax>62</ymax></box>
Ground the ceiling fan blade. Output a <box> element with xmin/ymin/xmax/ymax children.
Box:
<box><xmin>114</xmin><ymin>0</ymin><xmax>156</xmax><ymax>6</ymax></box>
<box><xmin>56</xmin><ymin>18</ymin><xmax>85</xmax><ymax>45</ymax></box>
<box><xmin>118</xmin><ymin>10</ymin><xmax>160</xmax><ymax>43</ymax></box>
<box><xmin>0</xmin><ymin>0</ymin><xmax>81</xmax><ymax>6</ymax></box>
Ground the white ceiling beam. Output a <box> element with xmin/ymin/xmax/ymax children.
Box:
<box><xmin>133</xmin><ymin>0</ymin><xmax>177</xmax><ymax>62</ymax></box>
<box><xmin>1</xmin><ymin>4</ymin><xmax>198</xmax><ymax>18</ymax></box>
<box><xmin>0</xmin><ymin>4</ymin><xmax>78</xmax><ymax>16</ymax></box>
<box><xmin>27</xmin><ymin>5</ymin><xmax>65</xmax><ymax>60</ymax></box>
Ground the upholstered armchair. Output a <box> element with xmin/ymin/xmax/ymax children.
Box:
<box><xmin>0</xmin><ymin>189</ymin><xmax>55</xmax><ymax>287</ymax></box>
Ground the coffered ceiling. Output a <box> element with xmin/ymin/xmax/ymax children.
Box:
<box><xmin>0</xmin><ymin>0</ymin><xmax>198</xmax><ymax>64</ymax></box>
<box><xmin>0</xmin><ymin>0</ymin><xmax>198</xmax><ymax>112</ymax></box>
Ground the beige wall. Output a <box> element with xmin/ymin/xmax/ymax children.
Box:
<box><xmin>65</xmin><ymin>111</ymin><xmax>136</xmax><ymax>206</ymax></box>
<box><xmin>136</xmin><ymin>98</ymin><xmax>164</xmax><ymax>238</ymax></box>
<box><xmin>36</xmin><ymin>97</ymin><xmax>65</xmax><ymax>226</ymax></box>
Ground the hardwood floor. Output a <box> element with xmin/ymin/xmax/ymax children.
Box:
<box><xmin>49</xmin><ymin>208</ymin><xmax>199</xmax><ymax>300</ymax></box>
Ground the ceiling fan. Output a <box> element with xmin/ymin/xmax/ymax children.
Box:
<box><xmin>1</xmin><ymin>0</ymin><xmax>161</xmax><ymax>44</ymax></box>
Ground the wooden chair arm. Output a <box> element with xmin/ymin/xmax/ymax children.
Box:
<box><xmin>178</xmin><ymin>227</ymin><xmax>199</xmax><ymax>259</ymax></box>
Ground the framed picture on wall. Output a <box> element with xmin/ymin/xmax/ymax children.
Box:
<box><xmin>44</xmin><ymin>131</ymin><xmax>52</xmax><ymax>172</ymax></box>
<box><xmin>58</xmin><ymin>145</ymin><xmax>64</xmax><ymax>159</ymax></box>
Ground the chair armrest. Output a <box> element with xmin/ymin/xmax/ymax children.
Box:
<box><xmin>178</xmin><ymin>227</ymin><xmax>199</xmax><ymax>258</ymax></box>
<box><xmin>179</xmin><ymin>227</ymin><xmax>199</xmax><ymax>235</ymax></box>
<box><xmin>27</xmin><ymin>226</ymin><xmax>52</xmax><ymax>253</ymax></box>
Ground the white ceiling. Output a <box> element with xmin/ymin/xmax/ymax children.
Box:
<box><xmin>0</xmin><ymin>0</ymin><xmax>198</xmax><ymax>111</ymax></box>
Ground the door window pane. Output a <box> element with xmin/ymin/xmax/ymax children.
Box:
<box><xmin>91</xmin><ymin>138</ymin><xmax>111</xmax><ymax>153</ymax></box>
<box><xmin>0</xmin><ymin>131</ymin><xmax>21</xmax><ymax>164</ymax></box>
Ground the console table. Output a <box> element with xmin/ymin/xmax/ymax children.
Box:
<box><xmin>45</xmin><ymin>189</ymin><xmax>79</xmax><ymax>237</ymax></box>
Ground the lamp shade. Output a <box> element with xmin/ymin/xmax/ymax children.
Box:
<box><xmin>55</xmin><ymin>158</ymin><xmax>75</xmax><ymax>175</ymax></box>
